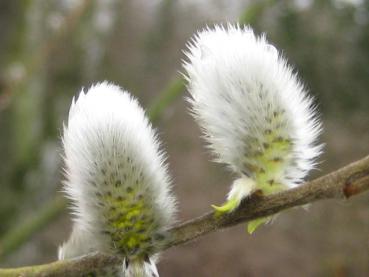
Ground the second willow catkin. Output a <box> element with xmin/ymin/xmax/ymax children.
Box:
<box><xmin>183</xmin><ymin>24</ymin><xmax>322</xmax><ymax>232</ymax></box>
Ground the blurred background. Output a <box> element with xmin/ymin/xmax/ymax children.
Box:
<box><xmin>0</xmin><ymin>0</ymin><xmax>368</xmax><ymax>276</ymax></box>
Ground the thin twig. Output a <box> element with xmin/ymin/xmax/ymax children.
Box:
<box><xmin>1</xmin><ymin>155</ymin><xmax>368</xmax><ymax>277</ymax></box>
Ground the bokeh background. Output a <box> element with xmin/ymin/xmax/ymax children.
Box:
<box><xmin>0</xmin><ymin>0</ymin><xmax>368</xmax><ymax>276</ymax></box>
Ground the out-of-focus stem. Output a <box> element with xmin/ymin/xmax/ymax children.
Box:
<box><xmin>147</xmin><ymin>77</ymin><xmax>186</xmax><ymax>123</ymax></box>
<box><xmin>0</xmin><ymin>197</ymin><xmax>67</xmax><ymax>260</ymax></box>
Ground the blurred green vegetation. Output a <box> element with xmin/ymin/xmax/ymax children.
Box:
<box><xmin>0</xmin><ymin>0</ymin><xmax>368</xmax><ymax>275</ymax></box>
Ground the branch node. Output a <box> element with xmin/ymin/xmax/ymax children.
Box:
<box><xmin>343</xmin><ymin>170</ymin><xmax>369</xmax><ymax>198</ymax></box>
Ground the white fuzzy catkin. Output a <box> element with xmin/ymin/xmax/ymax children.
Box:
<box><xmin>59</xmin><ymin>82</ymin><xmax>176</xmax><ymax>276</ymax></box>
<box><xmin>184</xmin><ymin>24</ymin><xmax>322</xmax><ymax>209</ymax></box>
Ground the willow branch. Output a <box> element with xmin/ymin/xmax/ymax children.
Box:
<box><xmin>168</xmin><ymin>155</ymin><xmax>369</xmax><ymax>247</ymax></box>
<box><xmin>1</xmin><ymin>155</ymin><xmax>368</xmax><ymax>277</ymax></box>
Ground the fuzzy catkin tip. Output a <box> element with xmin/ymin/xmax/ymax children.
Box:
<box><xmin>212</xmin><ymin>177</ymin><xmax>257</xmax><ymax>213</ymax></box>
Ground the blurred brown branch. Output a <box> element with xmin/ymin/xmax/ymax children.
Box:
<box><xmin>1</xmin><ymin>155</ymin><xmax>368</xmax><ymax>277</ymax></box>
